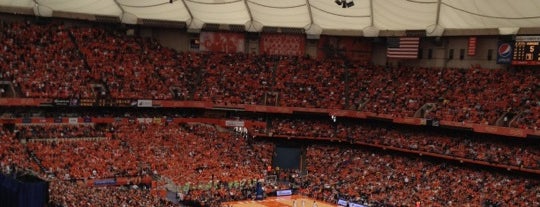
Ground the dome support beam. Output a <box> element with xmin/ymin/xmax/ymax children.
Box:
<box><xmin>244</xmin><ymin>1</ymin><xmax>262</xmax><ymax>32</ymax></box>
<box><xmin>362</xmin><ymin>0</ymin><xmax>379</xmax><ymax>37</ymax></box>
<box><xmin>180</xmin><ymin>0</ymin><xmax>196</xmax><ymax>29</ymax></box>
<box><xmin>426</xmin><ymin>0</ymin><xmax>445</xmax><ymax>36</ymax></box>
<box><xmin>306</xmin><ymin>0</ymin><xmax>314</xmax><ymax>27</ymax></box>
<box><xmin>243</xmin><ymin>0</ymin><xmax>254</xmax><ymax>25</ymax></box>
<box><xmin>112</xmin><ymin>0</ymin><xmax>126</xmax><ymax>22</ymax></box>
<box><xmin>369</xmin><ymin>0</ymin><xmax>374</xmax><ymax>26</ymax></box>
<box><xmin>305</xmin><ymin>0</ymin><xmax>322</xmax><ymax>39</ymax></box>
<box><xmin>435</xmin><ymin>0</ymin><xmax>441</xmax><ymax>25</ymax></box>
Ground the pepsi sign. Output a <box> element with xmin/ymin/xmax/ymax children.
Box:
<box><xmin>496</xmin><ymin>42</ymin><xmax>513</xmax><ymax>64</ymax></box>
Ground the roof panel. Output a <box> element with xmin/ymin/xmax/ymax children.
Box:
<box><xmin>248</xmin><ymin>0</ymin><xmax>310</xmax><ymax>28</ymax></box>
<box><xmin>250</xmin><ymin>0</ymin><xmax>307</xmax><ymax>8</ymax></box>
<box><xmin>440</xmin><ymin>0</ymin><xmax>540</xmax><ymax>29</ymax></box>
<box><xmin>38</xmin><ymin>0</ymin><xmax>122</xmax><ymax>17</ymax></box>
<box><xmin>309</xmin><ymin>0</ymin><xmax>371</xmax><ymax>31</ymax></box>
<box><xmin>119</xmin><ymin>0</ymin><xmax>190</xmax><ymax>22</ymax></box>
<box><xmin>373</xmin><ymin>0</ymin><xmax>437</xmax><ymax>30</ymax></box>
<box><xmin>0</xmin><ymin>0</ymin><xmax>33</xmax><ymax>8</ymax></box>
<box><xmin>185</xmin><ymin>0</ymin><xmax>250</xmax><ymax>25</ymax></box>
<box><xmin>0</xmin><ymin>0</ymin><xmax>540</xmax><ymax>35</ymax></box>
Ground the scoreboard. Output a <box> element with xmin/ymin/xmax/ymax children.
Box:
<box><xmin>512</xmin><ymin>36</ymin><xmax>540</xmax><ymax>65</ymax></box>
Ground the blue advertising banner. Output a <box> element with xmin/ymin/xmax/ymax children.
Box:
<box><xmin>348</xmin><ymin>202</ymin><xmax>368</xmax><ymax>207</ymax></box>
<box><xmin>276</xmin><ymin>189</ymin><xmax>292</xmax><ymax>196</ymax></box>
<box><xmin>337</xmin><ymin>199</ymin><xmax>348</xmax><ymax>206</ymax></box>
<box><xmin>93</xmin><ymin>178</ymin><xmax>116</xmax><ymax>186</ymax></box>
<box><xmin>496</xmin><ymin>41</ymin><xmax>514</xmax><ymax>64</ymax></box>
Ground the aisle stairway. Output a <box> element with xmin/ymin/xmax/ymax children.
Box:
<box><xmin>25</xmin><ymin>146</ymin><xmax>54</xmax><ymax>177</ymax></box>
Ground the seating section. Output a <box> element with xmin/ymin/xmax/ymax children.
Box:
<box><xmin>265</xmin><ymin>118</ymin><xmax>540</xmax><ymax>170</ymax></box>
<box><xmin>268</xmin><ymin>118</ymin><xmax>338</xmax><ymax>138</ymax></box>
<box><xmin>71</xmin><ymin>27</ymin><xmax>163</xmax><ymax>99</ymax></box>
<box><xmin>1</xmin><ymin>119</ymin><xmax>538</xmax><ymax>206</ymax></box>
<box><xmin>1</xmin><ymin>21</ymin><xmax>539</xmax><ymax>206</ymax></box>
<box><xmin>28</xmin><ymin>138</ymin><xmax>139</xmax><ymax>179</ymax></box>
<box><xmin>17</xmin><ymin>124</ymin><xmax>104</xmax><ymax>140</ymax></box>
<box><xmin>1</xmin><ymin>22</ymin><xmax>539</xmax><ymax>129</ymax></box>
<box><xmin>511</xmin><ymin>102</ymin><xmax>540</xmax><ymax>129</ymax></box>
<box><xmin>0</xmin><ymin>22</ymin><xmax>90</xmax><ymax>98</ymax></box>
<box><xmin>303</xmin><ymin>145</ymin><xmax>539</xmax><ymax>206</ymax></box>
<box><xmin>49</xmin><ymin>181</ymin><xmax>176</xmax><ymax>207</ymax></box>
<box><xmin>353</xmin><ymin>66</ymin><xmax>441</xmax><ymax>117</ymax></box>
<box><xmin>112</xmin><ymin>123</ymin><xmax>272</xmax><ymax>185</ymax></box>
<box><xmin>138</xmin><ymin>38</ymin><xmax>200</xmax><ymax>100</ymax></box>
<box><xmin>25</xmin><ymin>123</ymin><xmax>272</xmax><ymax>183</ymax></box>
<box><xmin>430</xmin><ymin>67</ymin><xmax>537</xmax><ymax>126</ymax></box>
<box><xmin>0</xmin><ymin>129</ymin><xmax>40</xmax><ymax>173</ymax></box>
<box><xmin>18</xmin><ymin>123</ymin><xmax>273</xmax><ymax>206</ymax></box>
<box><xmin>274</xmin><ymin>56</ymin><xmax>346</xmax><ymax>109</ymax></box>
<box><xmin>193</xmin><ymin>53</ymin><xmax>273</xmax><ymax>105</ymax></box>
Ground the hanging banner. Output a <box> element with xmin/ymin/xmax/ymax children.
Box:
<box><xmin>225</xmin><ymin>120</ymin><xmax>245</xmax><ymax>127</ymax></box>
<box><xmin>317</xmin><ymin>35</ymin><xmax>372</xmax><ymax>64</ymax></box>
<box><xmin>68</xmin><ymin>118</ymin><xmax>78</xmax><ymax>124</ymax></box>
<box><xmin>496</xmin><ymin>41</ymin><xmax>514</xmax><ymax>64</ymax></box>
<box><xmin>467</xmin><ymin>37</ymin><xmax>477</xmax><ymax>56</ymax></box>
<box><xmin>137</xmin><ymin>100</ymin><xmax>153</xmax><ymax>107</ymax></box>
<box><xmin>260</xmin><ymin>33</ymin><xmax>305</xmax><ymax>56</ymax></box>
<box><xmin>200</xmin><ymin>32</ymin><xmax>245</xmax><ymax>53</ymax></box>
<box><xmin>386</xmin><ymin>37</ymin><xmax>420</xmax><ymax>59</ymax></box>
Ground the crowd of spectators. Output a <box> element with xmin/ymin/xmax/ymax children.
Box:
<box><xmin>1</xmin><ymin>21</ymin><xmax>539</xmax><ymax>129</ymax></box>
<box><xmin>28</xmin><ymin>137</ymin><xmax>140</xmax><ymax>180</ymax></box>
<box><xmin>349</xmin><ymin>124</ymin><xmax>539</xmax><ymax>170</ymax></box>
<box><xmin>260</xmin><ymin>118</ymin><xmax>540</xmax><ymax>170</ymax></box>
<box><xmin>351</xmin><ymin>66</ymin><xmax>440</xmax><ymax>117</ymax></box>
<box><xmin>301</xmin><ymin>145</ymin><xmax>539</xmax><ymax>206</ymax></box>
<box><xmin>21</xmin><ymin>122</ymin><xmax>273</xmax><ymax>206</ymax></box>
<box><xmin>70</xmin><ymin>26</ymin><xmax>164</xmax><ymax>99</ymax></box>
<box><xmin>0</xmin><ymin>21</ymin><xmax>90</xmax><ymax>98</ymax></box>
<box><xmin>0</xmin><ymin>129</ymin><xmax>40</xmax><ymax>174</ymax></box>
<box><xmin>71</xmin><ymin>27</ymin><xmax>203</xmax><ymax>100</ymax></box>
<box><xmin>116</xmin><ymin>123</ymin><xmax>272</xmax><ymax>185</ymax></box>
<box><xmin>267</xmin><ymin>118</ymin><xmax>339</xmax><ymax>139</ymax></box>
<box><xmin>428</xmin><ymin>67</ymin><xmax>537</xmax><ymax>126</ymax></box>
<box><xmin>510</xmin><ymin>100</ymin><xmax>540</xmax><ymax>130</ymax></box>
<box><xmin>48</xmin><ymin>180</ymin><xmax>176</xmax><ymax>207</ymax></box>
<box><xmin>193</xmin><ymin>53</ymin><xmax>274</xmax><ymax>105</ymax></box>
<box><xmin>1</xmin><ymin>117</ymin><xmax>540</xmax><ymax>206</ymax></box>
<box><xmin>1</xmin><ymin>20</ymin><xmax>539</xmax><ymax>206</ymax></box>
<box><xmin>16</xmin><ymin>124</ymin><xmax>104</xmax><ymax>140</ymax></box>
<box><xmin>274</xmin><ymin>56</ymin><xmax>346</xmax><ymax>109</ymax></box>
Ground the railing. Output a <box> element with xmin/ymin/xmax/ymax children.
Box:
<box><xmin>252</xmin><ymin>133</ymin><xmax>540</xmax><ymax>176</ymax></box>
<box><xmin>0</xmin><ymin>98</ymin><xmax>538</xmax><ymax>138</ymax></box>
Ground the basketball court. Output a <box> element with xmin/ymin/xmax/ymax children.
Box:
<box><xmin>222</xmin><ymin>195</ymin><xmax>339</xmax><ymax>207</ymax></box>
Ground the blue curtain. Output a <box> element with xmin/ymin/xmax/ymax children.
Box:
<box><xmin>0</xmin><ymin>174</ymin><xmax>48</xmax><ymax>207</ymax></box>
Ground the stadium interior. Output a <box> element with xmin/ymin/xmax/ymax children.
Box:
<box><xmin>0</xmin><ymin>0</ymin><xmax>539</xmax><ymax>207</ymax></box>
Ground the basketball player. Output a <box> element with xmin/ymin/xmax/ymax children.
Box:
<box><xmin>312</xmin><ymin>201</ymin><xmax>318</xmax><ymax>207</ymax></box>
<box><xmin>292</xmin><ymin>199</ymin><xmax>297</xmax><ymax>207</ymax></box>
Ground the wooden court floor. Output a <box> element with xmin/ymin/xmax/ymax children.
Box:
<box><xmin>222</xmin><ymin>195</ymin><xmax>339</xmax><ymax>207</ymax></box>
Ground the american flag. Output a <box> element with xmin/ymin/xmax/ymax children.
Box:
<box><xmin>386</xmin><ymin>37</ymin><xmax>420</xmax><ymax>59</ymax></box>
